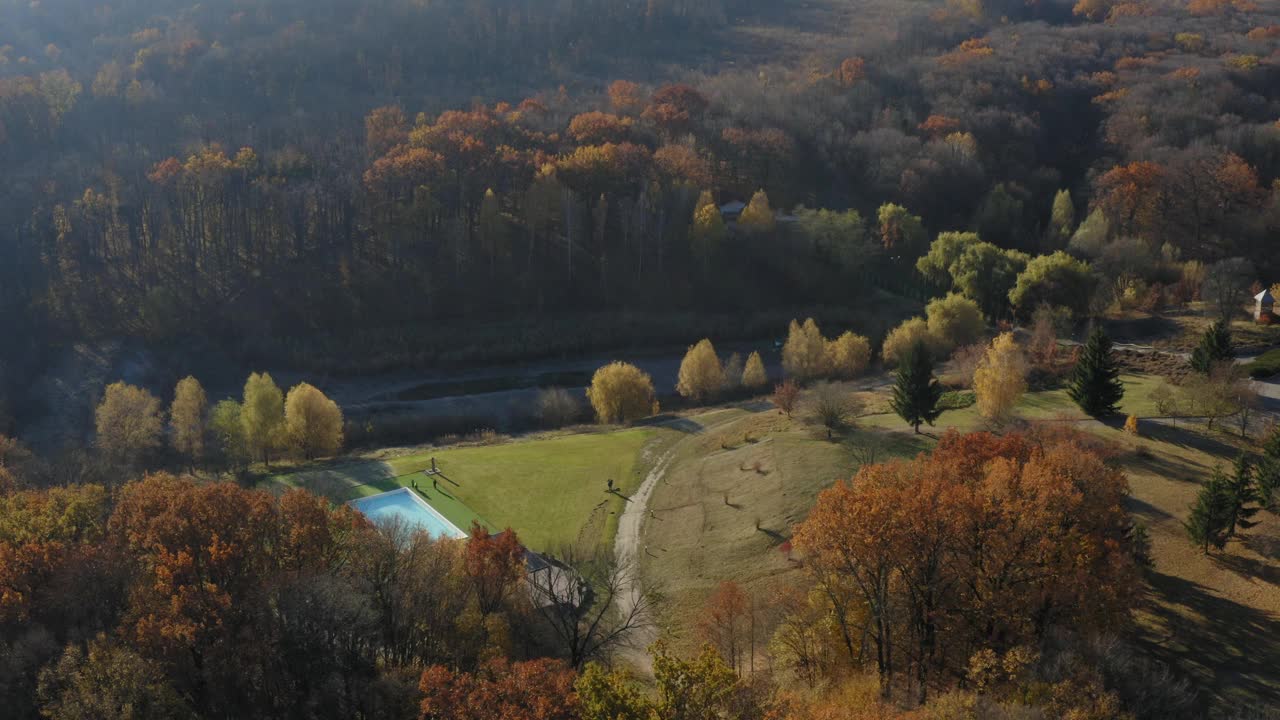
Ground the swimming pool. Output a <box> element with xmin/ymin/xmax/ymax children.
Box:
<box><xmin>349</xmin><ymin>488</ymin><xmax>468</xmax><ymax>540</ymax></box>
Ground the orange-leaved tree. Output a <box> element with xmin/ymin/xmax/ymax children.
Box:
<box><xmin>419</xmin><ymin>657</ymin><xmax>579</xmax><ymax>720</ymax></box>
<box><xmin>793</xmin><ymin>428</ymin><xmax>1136</xmax><ymax>703</ymax></box>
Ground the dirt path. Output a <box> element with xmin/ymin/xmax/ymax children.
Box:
<box><xmin>613</xmin><ymin>411</ymin><xmax>753</xmax><ymax>672</ymax></box>
<box><xmin>613</xmin><ymin>448</ymin><xmax>674</xmax><ymax>672</ymax></box>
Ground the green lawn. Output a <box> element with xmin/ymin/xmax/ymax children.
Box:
<box><xmin>858</xmin><ymin>373</ymin><xmax>1165</xmax><ymax>431</ymax></box>
<box><xmin>266</xmin><ymin>427</ymin><xmax>661</xmax><ymax>553</ymax></box>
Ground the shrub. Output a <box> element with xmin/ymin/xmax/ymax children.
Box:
<box><xmin>772</xmin><ymin>380</ymin><xmax>800</xmax><ymax>418</ymax></box>
<box><xmin>586</xmin><ymin>362</ymin><xmax>657</xmax><ymax>424</ymax></box>
<box><xmin>536</xmin><ymin>388</ymin><xmax>581</xmax><ymax>428</ymax></box>
<box><xmin>937</xmin><ymin>390</ymin><xmax>976</xmax><ymax>411</ymax></box>
<box><xmin>1124</xmin><ymin>414</ymin><xmax>1139</xmax><ymax>435</ymax></box>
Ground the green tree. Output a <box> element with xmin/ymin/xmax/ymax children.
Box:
<box><xmin>1185</xmin><ymin>467</ymin><xmax>1235</xmax><ymax>553</ymax></box>
<box><xmin>1048</xmin><ymin>189</ymin><xmax>1075</xmax><ymax>248</ymax></box>
<box><xmin>575</xmin><ymin>664</ymin><xmax>652</xmax><ymax>720</ymax></box>
<box><xmin>1009</xmin><ymin>251</ymin><xmax>1095</xmax><ymax>319</ymax></box>
<box><xmin>1225</xmin><ymin>454</ymin><xmax>1260</xmax><ymax>539</ymax></box>
<box><xmin>1256</xmin><ymin>427</ymin><xmax>1280</xmax><ymax>509</ymax></box>
<box><xmin>1190</xmin><ymin>319</ymin><xmax>1234</xmax><ymax>373</ymax></box>
<box><xmin>924</xmin><ymin>293</ymin><xmax>985</xmax><ymax>351</ymax></box>
<box><xmin>652</xmin><ymin>642</ymin><xmax>739</xmax><ymax>720</ymax></box>
<box><xmin>209</xmin><ymin>399</ymin><xmax>247</xmax><ymax>472</ymax></box>
<box><xmin>1067</xmin><ymin>207</ymin><xmax>1110</xmax><ymax>258</ymax></box>
<box><xmin>890</xmin><ymin>341</ymin><xmax>943</xmax><ymax>433</ymax></box>
<box><xmin>690</xmin><ymin>191</ymin><xmax>726</xmax><ymax>268</ymax></box>
<box><xmin>794</xmin><ymin>207</ymin><xmax>869</xmax><ymax>272</ymax></box>
<box><xmin>1068</xmin><ymin>327</ymin><xmax>1125</xmax><ymax>417</ymax></box>
<box><xmin>915</xmin><ymin>231</ymin><xmax>980</xmax><ymax>288</ymax></box>
<box><xmin>950</xmin><ymin>243</ymin><xmax>1030</xmax><ymax>319</ymax></box>
<box><xmin>241</xmin><ymin>372</ymin><xmax>285</xmax><ymax>466</ymax></box>
<box><xmin>737</xmin><ymin>189</ymin><xmax>775</xmax><ymax>234</ymax></box>
<box><xmin>168</xmin><ymin>376</ymin><xmax>207</xmax><ymax>466</ymax></box>
<box><xmin>973</xmin><ymin>183</ymin><xmax>1023</xmax><ymax>248</ymax></box>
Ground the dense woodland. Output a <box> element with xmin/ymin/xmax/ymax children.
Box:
<box><xmin>4</xmin><ymin>0</ymin><xmax>1280</xmax><ymax>716</ymax></box>
<box><xmin>3</xmin><ymin>0</ymin><xmax>1280</xmax><ymax>424</ymax></box>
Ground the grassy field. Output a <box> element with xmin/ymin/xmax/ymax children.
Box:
<box><xmin>857</xmin><ymin>373</ymin><xmax>1164</xmax><ymax>431</ymax></box>
<box><xmin>639</xmin><ymin>374</ymin><xmax>1280</xmax><ymax>708</ymax></box>
<box><xmin>265</xmin><ymin>426</ymin><xmax>666</xmax><ymax>553</ymax></box>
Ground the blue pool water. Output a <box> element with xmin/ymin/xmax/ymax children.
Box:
<box><xmin>350</xmin><ymin>488</ymin><xmax>468</xmax><ymax>539</ymax></box>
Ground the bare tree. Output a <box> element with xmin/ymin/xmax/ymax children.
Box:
<box><xmin>1230</xmin><ymin>374</ymin><xmax>1261</xmax><ymax>438</ymax></box>
<box><xmin>812</xmin><ymin>382</ymin><xmax>860</xmax><ymax>440</ymax></box>
<box><xmin>528</xmin><ymin>544</ymin><xmax>657</xmax><ymax>668</ymax></box>
<box><xmin>1202</xmin><ymin>257</ymin><xmax>1254</xmax><ymax>322</ymax></box>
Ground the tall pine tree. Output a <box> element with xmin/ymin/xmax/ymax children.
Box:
<box><xmin>1185</xmin><ymin>468</ymin><xmax>1234</xmax><ymax>553</ymax></box>
<box><xmin>1225</xmin><ymin>454</ymin><xmax>1260</xmax><ymax>538</ymax></box>
<box><xmin>1068</xmin><ymin>326</ymin><xmax>1125</xmax><ymax>417</ymax></box>
<box><xmin>890</xmin><ymin>340</ymin><xmax>943</xmax><ymax>434</ymax></box>
<box><xmin>1190</xmin><ymin>319</ymin><xmax>1234</xmax><ymax>373</ymax></box>
<box><xmin>1257</xmin><ymin>426</ymin><xmax>1280</xmax><ymax>509</ymax></box>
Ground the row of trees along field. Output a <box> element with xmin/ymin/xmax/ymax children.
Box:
<box><xmin>0</xmin><ymin>419</ymin><xmax>1201</xmax><ymax>718</ymax></box>
<box><xmin>90</xmin><ymin>372</ymin><xmax>343</xmax><ymax>479</ymax></box>
<box><xmin>3</xmin><ymin>0</ymin><xmax>1280</xmax><ymax>390</ymax></box>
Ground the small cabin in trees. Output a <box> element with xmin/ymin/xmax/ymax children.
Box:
<box><xmin>1255</xmin><ymin>288</ymin><xmax>1275</xmax><ymax>323</ymax></box>
<box><xmin>719</xmin><ymin>200</ymin><xmax>746</xmax><ymax>221</ymax></box>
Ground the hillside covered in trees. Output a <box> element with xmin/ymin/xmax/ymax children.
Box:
<box><xmin>2</xmin><ymin>0</ymin><xmax>1279</xmax><ymax>421</ymax></box>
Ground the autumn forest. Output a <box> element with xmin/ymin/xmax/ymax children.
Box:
<box><xmin>4</xmin><ymin>0</ymin><xmax>1280</xmax><ymax>717</ymax></box>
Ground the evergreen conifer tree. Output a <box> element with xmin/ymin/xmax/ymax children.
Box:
<box><xmin>1068</xmin><ymin>326</ymin><xmax>1125</xmax><ymax>416</ymax></box>
<box><xmin>1225</xmin><ymin>454</ymin><xmax>1260</xmax><ymax>537</ymax></box>
<box><xmin>1257</xmin><ymin>426</ymin><xmax>1280</xmax><ymax>509</ymax></box>
<box><xmin>1185</xmin><ymin>468</ymin><xmax>1234</xmax><ymax>553</ymax></box>
<box><xmin>1190</xmin><ymin>319</ymin><xmax>1234</xmax><ymax>374</ymax></box>
<box><xmin>890</xmin><ymin>340</ymin><xmax>943</xmax><ymax>433</ymax></box>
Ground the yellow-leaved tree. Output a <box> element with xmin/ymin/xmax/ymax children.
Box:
<box><xmin>285</xmin><ymin>382</ymin><xmax>345</xmax><ymax>460</ymax></box>
<box><xmin>881</xmin><ymin>317</ymin><xmax>936</xmax><ymax>366</ymax></box>
<box><xmin>587</xmin><ymin>362</ymin><xmax>657</xmax><ymax>424</ymax></box>
<box><xmin>169</xmin><ymin>375</ymin><xmax>207</xmax><ymax>465</ymax></box>
<box><xmin>241</xmin><ymin>372</ymin><xmax>285</xmax><ymax>466</ymax></box>
<box><xmin>95</xmin><ymin>381</ymin><xmax>163</xmax><ymax>464</ymax></box>
<box><xmin>824</xmin><ymin>331</ymin><xmax>872</xmax><ymax>380</ymax></box>
<box><xmin>973</xmin><ymin>332</ymin><xmax>1028</xmax><ymax>424</ymax></box>
<box><xmin>737</xmin><ymin>189</ymin><xmax>776</xmax><ymax>234</ymax></box>
<box><xmin>742</xmin><ymin>351</ymin><xmax>768</xmax><ymax>389</ymax></box>
<box><xmin>782</xmin><ymin>318</ymin><xmax>827</xmax><ymax>381</ymax></box>
<box><xmin>676</xmin><ymin>339</ymin><xmax>724</xmax><ymax>402</ymax></box>
<box><xmin>691</xmin><ymin>191</ymin><xmax>726</xmax><ymax>268</ymax></box>
<box><xmin>925</xmin><ymin>293</ymin><xmax>985</xmax><ymax>352</ymax></box>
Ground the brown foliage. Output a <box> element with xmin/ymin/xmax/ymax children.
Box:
<box><xmin>464</xmin><ymin>523</ymin><xmax>525</xmax><ymax>615</ymax></box>
<box><xmin>419</xmin><ymin>657</ymin><xmax>578</xmax><ymax>720</ymax></box>
<box><xmin>793</xmin><ymin>429</ymin><xmax>1137</xmax><ymax>698</ymax></box>
<box><xmin>772</xmin><ymin>380</ymin><xmax>801</xmax><ymax>418</ymax></box>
